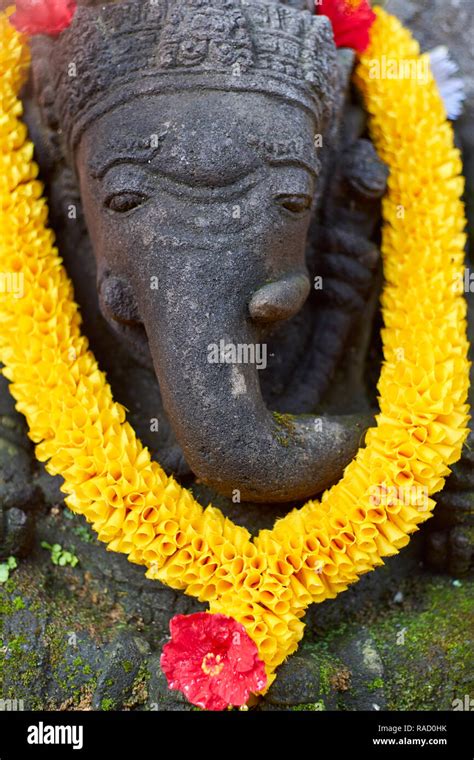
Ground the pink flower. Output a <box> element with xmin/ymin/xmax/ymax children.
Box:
<box><xmin>10</xmin><ymin>0</ymin><xmax>77</xmax><ymax>37</ymax></box>
<box><xmin>315</xmin><ymin>0</ymin><xmax>376</xmax><ymax>53</ymax></box>
<box><xmin>161</xmin><ymin>612</ymin><xmax>267</xmax><ymax>711</ymax></box>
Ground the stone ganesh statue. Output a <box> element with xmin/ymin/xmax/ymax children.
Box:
<box><xmin>0</xmin><ymin>0</ymin><xmax>473</xmax><ymax>708</ymax></box>
<box><xmin>25</xmin><ymin>0</ymin><xmax>389</xmax><ymax>502</ymax></box>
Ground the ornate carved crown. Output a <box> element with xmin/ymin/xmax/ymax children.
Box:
<box><xmin>48</xmin><ymin>0</ymin><xmax>338</xmax><ymax>150</ymax></box>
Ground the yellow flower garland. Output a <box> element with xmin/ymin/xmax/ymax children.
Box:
<box><xmin>0</xmin><ymin>7</ymin><xmax>470</xmax><ymax>690</ymax></box>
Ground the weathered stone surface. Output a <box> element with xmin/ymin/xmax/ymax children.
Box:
<box><xmin>147</xmin><ymin>654</ymin><xmax>195</xmax><ymax>712</ymax></box>
<box><xmin>264</xmin><ymin>655</ymin><xmax>324</xmax><ymax>706</ymax></box>
<box><xmin>91</xmin><ymin>632</ymin><xmax>150</xmax><ymax>711</ymax></box>
<box><xmin>334</xmin><ymin>631</ymin><xmax>386</xmax><ymax>711</ymax></box>
<box><xmin>0</xmin><ymin>377</ymin><xmax>41</xmax><ymax>560</ymax></box>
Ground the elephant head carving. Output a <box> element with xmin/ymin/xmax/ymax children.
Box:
<box><xmin>26</xmin><ymin>0</ymin><xmax>388</xmax><ymax>504</ymax></box>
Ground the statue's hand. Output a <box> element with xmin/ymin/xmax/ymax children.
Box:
<box><xmin>424</xmin><ymin>430</ymin><xmax>474</xmax><ymax>576</ymax></box>
<box><xmin>313</xmin><ymin>225</ymin><xmax>380</xmax><ymax>314</ymax></box>
<box><xmin>289</xmin><ymin>137</ymin><xmax>387</xmax><ymax>411</ymax></box>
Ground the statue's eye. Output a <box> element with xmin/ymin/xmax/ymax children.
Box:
<box><xmin>105</xmin><ymin>192</ymin><xmax>147</xmax><ymax>213</ymax></box>
<box><xmin>276</xmin><ymin>194</ymin><xmax>312</xmax><ymax>215</ymax></box>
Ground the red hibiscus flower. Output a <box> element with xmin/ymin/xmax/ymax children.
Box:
<box><xmin>315</xmin><ymin>0</ymin><xmax>376</xmax><ymax>53</ymax></box>
<box><xmin>10</xmin><ymin>0</ymin><xmax>77</xmax><ymax>37</ymax></box>
<box><xmin>161</xmin><ymin>612</ymin><xmax>267</xmax><ymax>711</ymax></box>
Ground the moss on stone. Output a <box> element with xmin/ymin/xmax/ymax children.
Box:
<box><xmin>366</xmin><ymin>578</ymin><xmax>474</xmax><ymax>710</ymax></box>
<box><xmin>123</xmin><ymin>663</ymin><xmax>150</xmax><ymax>709</ymax></box>
<box><xmin>318</xmin><ymin>656</ymin><xmax>338</xmax><ymax>695</ymax></box>
<box><xmin>366</xmin><ymin>677</ymin><xmax>384</xmax><ymax>691</ymax></box>
<box><xmin>12</xmin><ymin>596</ymin><xmax>25</xmax><ymax>611</ymax></box>
<box><xmin>371</xmin><ymin>578</ymin><xmax>474</xmax><ymax>710</ymax></box>
<box><xmin>0</xmin><ymin>556</ymin><xmax>126</xmax><ymax>709</ymax></box>
<box><xmin>0</xmin><ymin>631</ymin><xmax>42</xmax><ymax>700</ymax></box>
<box><xmin>287</xmin><ymin>576</ymin><xmax>473</xmax><ymax>711</ymax></box>
<box><xmin>290</xmin><ymin>701</ymin><xmax>325</xmax><ymax>711</ymax></box>
<box><xmin>272</xmin><ymin>412</ymin><xmax>297</xmax><ymax>447</ymax></box>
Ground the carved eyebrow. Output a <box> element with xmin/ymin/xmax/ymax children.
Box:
<box><xmin>247</xmin><ymin>136</ymin><xmax>321</xmax><ymax>176</ymax></box>
<box><xmin>89</xmin><ymin>139</ymin><xmax>319</xmax><ymax>181</ymax></box>
<box><xmin>266</xmin><ymin>155</ymin><xmax>321</xmax><ymax>177</ymax></box>
<box><xmin>89</xmin><ymin>143</ymin><xmax>163</xmax><ymax>180</ymax></box>
<box><xmin>89</xmin><ymin>141</ymin><xmax>259</xmax><ymax>181</ymax></box>
<box><xmin>90</xmin><ymin>150</ymin><xmax>261</xmax><ymax>188</ymax></box>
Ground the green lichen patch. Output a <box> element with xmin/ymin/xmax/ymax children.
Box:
<box><xmin>123</xmin><ymin>663</ymin><xmax>151</xmax><ymax>710</ymax></box>
<box><xmin>272</xmin><ymin>412</ymin><xmax>297</xmax><ymax>447</ymax></box>
<box><xmin>368</xmin><ymin>578</ymin><xmax>474</xmax><ymax>710</ymax></box>
<box><xmin>287</xmin><ymin>575</ymin><xmax>473</xmax><ymax>711</ymax></box>
<box><xmin>290</xmin><ymin>701</ymin><xmax>325</xmax><ymax>711</ymax></box>
<box><xmin>0</xmin><ymin>555</ymin><xmax>127</xmax><ymax>709</ymax></box>
<box><xmin>366</xmin><ymin>677</ymin><xmax>384</xmax><ymax>691</ymax></box>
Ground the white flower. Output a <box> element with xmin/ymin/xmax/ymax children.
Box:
<box><xmin>429</xmin><ymin>46</ymin><xmax>465</xmax><ymax>120</ymax></box>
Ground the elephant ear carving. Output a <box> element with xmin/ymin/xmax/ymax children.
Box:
<box><xmin>22</xmin><ymin>34</ymin><xmax>85</xmax><ymax>263</ymax></box>
<box><xmin>23</xmin><ymin>35</ymin><xmax>64</xmax><ymax>172</ymax></box>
